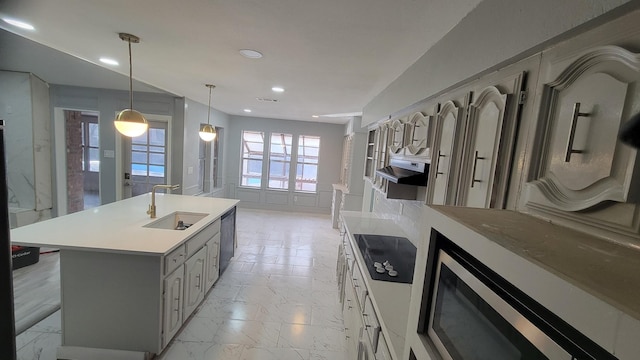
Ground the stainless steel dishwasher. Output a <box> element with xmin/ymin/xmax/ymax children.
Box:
<box><xmin>219</xmin><ymin>207</ymin><xmax>236</xmax><ymax>275</ymax></box>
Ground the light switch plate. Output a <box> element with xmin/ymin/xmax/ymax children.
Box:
<box><xmin>104</xmin><ymin>150</ymin><xmax>115</xmax><ymax>158</ymax></box>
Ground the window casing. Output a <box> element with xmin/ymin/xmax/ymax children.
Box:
<box><xmin>241</xmin><ymin>131</ymin><xmax>264</xmax><ymax>188</ymax></box>
<box><xmin>296</xmin><ymin>135</ymin><xmax>320</xmax><ymax>192</ymax></box>
<box><xmin>268</xmin><ymin>133</ymin><xmax>292</xmax><ymax>190</ymax></box>
<box><xmin>240</xmin><ymin>131</ymin><xmax>321</xmax><ymax>193</ymax></box>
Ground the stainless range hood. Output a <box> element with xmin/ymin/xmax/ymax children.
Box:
<box><xmin>376</xmin><ymin>158</ymin><xmax>429</xmax><ymax>186</ymax></box>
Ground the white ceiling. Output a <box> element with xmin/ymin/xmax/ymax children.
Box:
<box><xmin>0</xmin><ymin>0</ymin><xmax>481</xmax><ymax>124</ymax></box>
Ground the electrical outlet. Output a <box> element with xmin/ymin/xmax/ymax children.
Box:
<box><xmin>294</xmin><ymin>196</ymin><xmax>298</xmax><ymax>202</ymax></box>
<box><xmin>187</xmin><ymin>166</ymin><xmax>194</xmax><ymax>175</ymax></box>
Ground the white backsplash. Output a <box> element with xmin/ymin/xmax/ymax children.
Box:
<box><xmin>371</xmin><ymin>190</ymin><xmax>425</xmax><ymax>247</ymax></box>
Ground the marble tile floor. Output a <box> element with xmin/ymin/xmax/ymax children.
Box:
<box><xmin>15</xmin><ymin>208</ymin><xmax>347</xmax><ymax>360</ymax></box>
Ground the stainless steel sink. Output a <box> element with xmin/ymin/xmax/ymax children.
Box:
<box><xmin>143</xmin><ymin>211</ymin><xmax>208</xmax><ymax>230</ymax></box>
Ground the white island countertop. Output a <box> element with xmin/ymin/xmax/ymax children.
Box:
<box><xmin>11</xmin><ymin>194</ymin><xmax>239</xmax><ymax>255</ymax></box>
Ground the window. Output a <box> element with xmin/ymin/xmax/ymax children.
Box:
<box><xmin>296</xmin><ymin>135</ymin><xmax>320</xmax><ymax>192</ymax></box>
<box><xmin>81</xmin><ymin>118</ymin><xmax>99</xmax><ymax>172</ymax></box>
<box><xmin>241</xmin><ymin>131</ymin><xmax>264</xmax><ymax>188</ymax></box>
<box><xmin>131</xmin><ymin>123</ymin><xmax>167</xmax><ymax>196</ymax></box>
<box><xmin>268</xmin><ymin>133</ymin><xmax>292</xmax><ymax>190</ymax></box>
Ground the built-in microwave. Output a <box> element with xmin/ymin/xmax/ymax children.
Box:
<box><xmin>429</xmin><ymin>250</ymin><xmax>570</xmax><ymax>359</ymax></box>
<box><xmin>419</xmin><ymin>230</ymin><xmax>618</xmax><ymax>360</ymax></box>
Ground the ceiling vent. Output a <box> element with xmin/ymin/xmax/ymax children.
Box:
<box><xmin>256</xmin><ymin>97</ymin><xmax>278</xmax><ymax>102</ymax></box>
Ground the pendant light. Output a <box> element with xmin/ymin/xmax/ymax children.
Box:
<box><xmin>199</xmin><ymin>84</ymin><xmax>217</xmax><ymax>141</ymax></box>
<box><xmin>114</xmin><ymin>33</ymin><xmax>148</xmax><ymax>137</ymax></box>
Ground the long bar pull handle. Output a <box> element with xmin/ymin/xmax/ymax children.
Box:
<box><xmin>435</xmin><ymin>151</ymin><xmax>446</xmax><ymax>178</ymax></box>
<box><xmin>565</xmin><ymin>102</ymin><xmax>590</xmax><ymax>162</ymax></box>
<box><xmin>471</xmin><ymin>151</ymin><xmax>486</xmax><ymax>188</ymax></box>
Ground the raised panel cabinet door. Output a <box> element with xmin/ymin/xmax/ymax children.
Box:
<box><xmin>183</xmin><ymin>246</ymin><xmax>207</xmax><ymax>318</ymax></box>
<box><xmin>162</xmin><ymin>265</ymin><xmax>184</xmax><ymax>348</ymax></box>
<box><xmin>461</xmin><ymin>87</ymin><xmax>508</xmax><ymax>208</ymax></box>
<box><xmin>528</xmin><ymin>46</ymin><xmax>640</xmax><ymax>211</ymax></box>
<box><xmin>406</xmin><ymin>111</ymin><xmax>432</xmax><ymax>155</ymax></box>
<box><xmin>430</xmin><ymin>101</ymin><xmax>463</xmax><ymax>205</ymax></box>
<box><xmin>388</xmin><ymin>118</ymin><xmax>406</xmax><ymax>154</ymax></box>
<box><xmin>374</xmin><ymin>124</ymin><xmax>389</xmax><ymax>189</ymax></box>
<box><xmin>205</xmin><ymin>234</ymin><xmax>220</xmax><ymax>290</ymax></box>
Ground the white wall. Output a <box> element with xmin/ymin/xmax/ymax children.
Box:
<box><xmin>362</xmin><ymin>0</ymin><xmax>635</xmax><ymax>126</ymax></box>
<box><xmin>226</xmin><ymin>115</ymin><xmax>345</xmax><ymax>213</ymax></box>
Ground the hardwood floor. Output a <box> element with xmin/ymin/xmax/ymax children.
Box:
<box><xmin>12</xmin><ymin>250</ymin><xmax>60</xmax><ymax>334</ymax></box>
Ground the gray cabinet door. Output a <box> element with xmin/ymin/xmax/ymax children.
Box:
<box><xmin>205</xmin><ymin>234</ymin><xmax>220</xmax><ymax>290</ymax></box>
<box><xmin>183</xmin><ymin>246</ymin><xmax>206</xmax><ymax>318</ymax></box>
<box><xmin>162</xmin><ymin>265</ymin><xmax>184</xmax><ymax>348</ymax></box>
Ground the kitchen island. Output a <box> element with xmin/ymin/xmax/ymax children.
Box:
<box><xmin>10</xmin><ymin>194</ymin><xmax>239</xmax><ymax>360</ymax></box>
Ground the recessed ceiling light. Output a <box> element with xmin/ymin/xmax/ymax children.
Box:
<box><xmin>2</xmin><ymin>17</ymin><xmax>35</xmax><ymax>30</ymax></box>
<box><xmin>99</xmin><ymin>57</ymin><xmax>119</xmax><ymax>66</ymax></box>
<box><xmin>244</xmin><ymin>109</ymin><xmax>252</xmax><ymax>113</ymax></box>
<box><xmin>239</xmin><ymin>49</ymin><xmax>263</xmax><ymax>59</ymax></box>
<box><xmin>312</xmin><ymin>115</ymin><xmax>319</xmax><ymax>118</ymax></box>
<box><xmin>271</xmin><ymin>87</ymin><xmax>284</xmax><ymax>93</ymax></box>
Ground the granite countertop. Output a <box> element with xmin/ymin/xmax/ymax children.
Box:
<box><xmin>341</xmin><ymin>212</ymin><xmax>413</xmax><ymax>360</ymax></box>
<box><xmin>10</xmin><ymin>194</ymin><xmax>239</xmax><ymax>255</ymax></box>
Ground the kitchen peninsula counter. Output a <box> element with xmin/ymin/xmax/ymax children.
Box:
<box><xmin>10</xmin><ymin>194</ymin><xmax>239</xmax><ymax>360</ymax></box>
<box><xmin>11</xmin><ymin>194</ymin><xmax>238</xmax><ymax>255</ymax></box>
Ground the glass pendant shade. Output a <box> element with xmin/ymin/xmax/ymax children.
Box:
<box><xmin>115</xmin><ymin>109</ymin><xmax>148</xmax><ymax>137</ymax></box>
<box><xmin>199</xmin><ymin>124</ymin><xmax>216</xmax><ymax>141</ymax></box>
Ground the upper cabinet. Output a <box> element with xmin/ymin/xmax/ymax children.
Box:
<box><xmin>457</xmin><ymin>72</ymin><xmax>526</xmax><ymax>209</ymax></box>
<box><xmin>526</xmin><ymin>46</ymin><xmax>640</xmax><ymax>211</ymax></box>
<box><xmin>429</xmin><ymin>98</ymin><xmax>466</xmax><ymax>206</ymax></box>
<box><xmin>405</xmin><ymin>112</ymin><xmax>431</xmax><ymax>155</ymax></box>
<box><xmin>387</xmin><ymin>118</ymin><xmax>406</xmax><ymax>154</ymax></box>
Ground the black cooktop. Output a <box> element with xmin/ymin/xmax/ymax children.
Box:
<box><xmin>354</xmin><ymin>233</ymin><xmax>417</xmax><ymax>284</ymax></box>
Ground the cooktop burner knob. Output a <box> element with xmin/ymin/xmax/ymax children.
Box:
<box><xmin>388</xmin><ymin>270</ymin><xmax>398</xmax><ymax>277</ymax></box>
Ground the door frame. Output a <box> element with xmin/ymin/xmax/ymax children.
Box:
<box><xmin>53</xmin><ymin>107</ymin><xmax>100</xmax><ymax>216</ymax></box>
<box><xmin>115</xmin><ymin>113</ymin><xmax>172</xmax><ymax>200</ymax></box>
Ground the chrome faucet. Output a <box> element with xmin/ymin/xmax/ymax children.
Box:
<box><xmin>147</xmin><ymin>184</ymin><xmax>180</xmax><ymax>218</ymax></box>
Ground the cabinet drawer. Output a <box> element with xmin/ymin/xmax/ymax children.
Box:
<box><xmin>363</xmin><ymin>294</ymin><xmax>381</xmax><ymax>351</ymax></box>
<box><xmin>185</xmin><ymin>219</ymin><xmax>220</xmax><ymax>258</ymax></box>
<box><xmin>164</xmin><ymin>244</ymin><xmax>186</xmax><ymax>276</ymax></box>
<box><xmin>351</xmin><ymin>263</ymin><xmax>367</xmax><ymax>310</ymax></box>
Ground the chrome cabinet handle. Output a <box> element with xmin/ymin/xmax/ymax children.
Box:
<box><xmin>471</xmin><ymin>151</ymin><xmax>486</xmax><ymax>188</ymax></box>
<box><xmin>435</xmin><ymin>151</ymin><xmax>446</xmax><ymax>178</ymax></box>
<box><xmin>565</xmin><ymin>102</ymin><xmax>590</xmax><ymax>162</ymax></box>
<box><xmin>196</xmin><ymin>274</ymin><xmax>201</xmax><ymax>289</ymax></box>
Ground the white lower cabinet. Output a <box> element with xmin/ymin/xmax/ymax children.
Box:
<box><xmin>344</xmin><ymin>276</ymin><xmax>362</xmax><ymax>360</ymax></box>
<box><xmin>162</xmin><ymin>265</ymin><xmax>184</xmax><ymax>348</ymax></box>
<box><xmin>183</xmin><ymin>245</ymin><xmax>207</xmax><ymax>319</ymax></box>
<box><xmin>205</xmin><ymin>233</ymin><xmax>220</xmax><ymax>289</ymax></box>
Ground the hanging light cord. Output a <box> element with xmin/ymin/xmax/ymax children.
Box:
<box><xmin>207</xmin><ymin>85</ymin><xmax>212</xmax><ymax>125</ymax></box>
<box><xmin>128</xmin><ymin>38</ymin><xmax>134</xmax><ymax>110</ymax></box>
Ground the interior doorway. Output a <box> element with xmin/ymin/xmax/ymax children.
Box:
<box><xmin>123</xmin><ymin>119</ymin><xmax>169</xmax><ymax>198</ymax></box>
<box><xmin>64</xmin><ymin>110</ymin><xmax>100</xmax><ymax>213</ymax></box>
